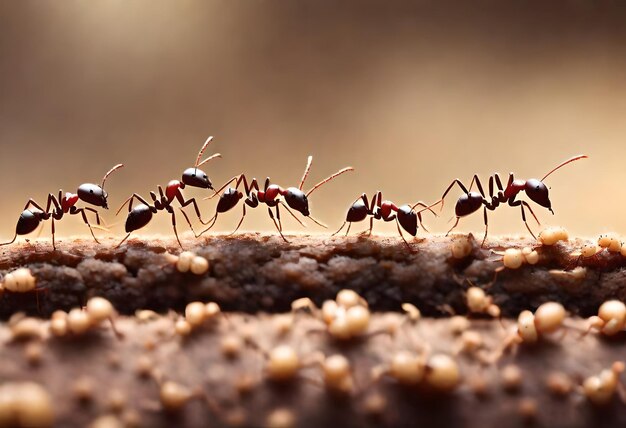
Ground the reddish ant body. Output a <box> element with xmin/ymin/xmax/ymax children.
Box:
<box><xmin>439</xmin><ymin>155</ymin><xmax>587</xmax><ymax>245</ymax></box>
<box><xmin>116</xmin><ymin>136</ymin><xmax>222</xmax><ymax>249</ymax></box>
<box><xmin>0</xmin><ymin>165</ymin><xmax>124</xmax><ymax>250</ymax></box>
<box><xmin>189</xmin><ymin>156</ymin><xmax>353</xmax><ymax>242</ymax></box>
<box><xmin>332</xmin><ymin>192</ymin><xmax>438</xmax><ymax>247</ymax></box>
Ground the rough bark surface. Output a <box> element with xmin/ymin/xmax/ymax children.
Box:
<box><xmin>0</xmin><ymin>234</ymin><xmax>624</xmax><ymax>318</ymax></box>
<box><xmin>1</xmin><ymin>234</ymin><xmax>626</xmax><ymax>428</ymax></box>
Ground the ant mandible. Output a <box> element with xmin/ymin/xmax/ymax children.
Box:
<box><xmin>185</xmin><ymin>156</ymin><xmax>353</xmax><ymax>242</ymax></box>
<box><xmin>438</xmin><ymin>154</ymin><xmax>588</xmax><ymax>246</ymax></box>
<box><xmin>332</xmin><ymin>191</ymin><xmax>439</xmax><ymax>248</ymax></box>
<box><xmin>0</xmin><ymin>164</ymin><xmax>124</xmax><ymax>250</ymax></box>
<box><xmin>116</xmin><ymin>136</ymin><xmax>222</xmax><ymax>249</ymax></box>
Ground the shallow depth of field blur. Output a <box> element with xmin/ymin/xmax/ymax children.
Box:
<box><xmin>1</xmin><ymin>1</ymin><xmax>624</xmax><ymax>242</ymax></box>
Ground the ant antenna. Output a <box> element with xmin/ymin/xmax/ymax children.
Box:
<box><xmin>541</xmin><ymin>155</ymin><xmax>588</xmax><ymax>182</ymax></box>
<box><xmin>307</xmin><ymin>215</ymin><xmax>328</xmax><ymax>228</ymax></box>
<box><xmin>305</xmin><ymin>167</ymin><xmax>354</xmax><ymax>197</ymax></box>
<box><xmin>197</xmin><ymin>153</ymin><xmax>222</xmax><ymax>168</ymax></box>
<box><xmin>299</xmin><ymin>156</ymin><xmax>313</xmax><ymax>190</ymax></box>
<box><xmin>102</xmin><ymin>164</ymin><xmax>124</xmax><ymax>189</ymax></box>
<box><xmin>195</xmin><ymin>136</ymin><xmax>215</xmax><ymax>169</ymax></box>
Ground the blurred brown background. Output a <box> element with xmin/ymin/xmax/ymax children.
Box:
<box><xmin>1</xmin><ymin>1</ymin><xmax>624</xmax><ymax>242</ymax></box>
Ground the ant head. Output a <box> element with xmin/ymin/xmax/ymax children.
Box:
<box><xmin>284</xmin><ymin>187</ymin><xmax>309</xmax><ymax>216</ymax></box>
<box><xmin>455</xmin><ymin>192</ymin><xmax>483</xmax><ymax>217</ymax></box>
<box><xmin>182</xmin><ymin>168</ymin><xmax>214</xmax><ymax>190</ymax></box>
<box><xmin>77</xmin><ymin>164</ymin><xmax>124</xmax><ymax>209</ymax></box>
<box><xmin>397</xmin><ymin>205</ymin><xmax>418</xmax><ymax>236</ymax></box>
<box><xmin>77</xmin><ymin>184</ymin><xmax>109</xmax><ymax>208</ymax></box>
<box><xmin>525</xmin><ymin>179</ymin><xmax>552</xmax><ymax>213</ymax></box>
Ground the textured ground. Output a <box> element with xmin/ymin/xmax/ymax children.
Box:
<box><xmin>1</xmin><ymin>234</ymin><xmax>625</xmax><ymax>427</ymax></box>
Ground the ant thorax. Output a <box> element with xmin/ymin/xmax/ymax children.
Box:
<box><xmin>503</xmin><ymin>179</ymin><xmax>526</xmax><ymax>199</ymax></box>
<box><xmin>61</xmin><ymin>192</ymin><xmax>79</xmax><ymax>212</ymax></box>
<box><xmin>166</xmin><ymin>180</ymin><xmax>183</xmax><ymax>202</ymax></box>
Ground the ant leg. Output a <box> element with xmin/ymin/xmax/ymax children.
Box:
<box><xmin>83</xmin><ymin>207</ymin><xmax>102</xmax><ymax>226</ymax></box>
<box><xmin>509</xmin><ymin>199</ymin><xmax>539</xmax><ymax>238</ymax></box>
<box><xmin>468</xmin><ymin>175</ymin><xmax>486</xmax><ymax>197</ymax></box>
<box><xmin>275</xmin><ymin>204</ymin><xmax>283</xmax><ymax>232</ymax></box>
<box><xmin>446</xmin><ymin>217</ymin><xmax>461</xmax><ymax>236</ymax></box>
<box><xmin>345</xmin><ymin>222</ymin><xmax>352</xmax><ymax>236</ymax></box>
<box><xmin>367</xmin><ymin>216</ymin><xmax>374</xmax><ymax>236</ymax></box>
<box><xmin>396</xmin><ymin>219</ymin><xmax>411</xmax><ymax>249</ymax></box>
<box><xmin>177</xmin><ymin>193</ymin><xmax>210</xmax><ymax>225</ymax></box>
<box><xmin>268</xmin><ymin>207</ymin><xmax>288</xmax><ymax>242</ymax></box>
<box><xmin>116</xmin><ymin>233</ymin><xmax>131</xmax><ymax>249</ymax></box>
<box><xmin>24</xmin><ymin>199</ymin><xmax>45</xmax><ymax>212</ymax></box>
<box><xmin>170</xmin><ymin>210</ymin><xmax>184</xmax><ymax>249</ymax></box>
<box><xmin>198</xmin><ymin>213</ymin><xmax>219</xmax><ymax>236</ymax></box>
<box><xmin>206</xmin><ymin>175</ymin><xmax>241</xmax><ymax>200</ymax></box>
<box><xmin>521</xmin><ymin>201</ymin><xmax>540</xmax><ymax>225</ymax></box>
<box><xmin>518</xmin><ymin>202</ymin><xmax>537</xmax><ymax>239</ymax></box>
<box><xmin>51</xmin><ymin>218</ymin><xmax>56</xmax><ymax>251</ymax></box>
<box><xmin>0</xmin><ymin>234</ymin><xmax>17</xmax><ymax>246</ymax></box>
<box><xmin>481</xmin><ymin>207</ymin><xmax>489</xmax><ymax>247</ymax></box>
<box><xmin>439</xmin><ymin>179</ymin><xmax>470</xmax><ymax>212</ymax></box>
<box><xmin>358</xmin><ymin>217</ymin><xmax>374</xmax><ymax>237</ymax></box>
<box><xmin>74</xmin><ymin>208</ymin><xmax>100</xmax><ymax>244</ymax></box>
<box><xmin>332</xmin><ymin>222</ymin><xmax>347</xmax><ymax>236</ymax></box>
<box><xmin>278</xmin><ymin>201</ymin><xmax>306</xmax><ymax>228</ymax></box>
<box><xmin>178</xmin><ymin>208</ymin><xmax>203</xmax><ymax>238</ymax></box>
<box><xmin>116</xmin><ymin>193</ymin><xmax>150</xmax><ymax>216</ymax></box>
<box><xmin>417</xmin><ymin>212</ymin><xmax>429</xmax><ymax>233</ymax></box>
<box><xmin>412</xmin><ymin>201</ymin><xmax>439</xmax><ymax>217</ymax></box>
<box><xmin>228</xmin><ymin>204</ymin><xmax>247</xmax><ymax>236</ymax></box>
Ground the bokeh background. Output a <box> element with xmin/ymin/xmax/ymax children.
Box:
<box><xmin>1</xmin><ymin>1</ymin><xmax>624</xmax><ymax>243</ymax></box>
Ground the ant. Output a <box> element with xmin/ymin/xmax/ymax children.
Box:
<box><xmin>332</xmin><ymin>191</ymin><xmax>439</xmax><ymax>248</ymax></box>
<box><xmin>438</xmin><ymin>154</ymin><xmax>588</xmax><ymax>246</ymax></box>
<box><xmin>186</xmin><ymin>156</ymin><xmax>353</xmax><ymax>242</ymax></box>
<box><xmin>0</xmin><ymin>164</ymin><xmax>124</xmax><ymax>250</ymax></box>
<box><xmin>116</xmin><ymin>136</ymin><xmax>222</xmax><ymax>249</ymax></box>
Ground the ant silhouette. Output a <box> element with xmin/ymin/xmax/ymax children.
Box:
<box><xmin>185</xmin><ymin>156</ymin><xmax>353</xmax><ymax>242</ymax></box>
<box><xmin>0</xmin><ymin>164</ymin><xmax>124</xmax><ymax>250</ymax></box>
<box><xmin>332</xmin><ymin>191</ymin><xmax>439</xmax><ymax>248</ymax></box>
<box><xmin>439</xmin><ymin>154</ymin><xmax>588</xmax><ymax>246</ymax></box>
<box><xmin>116</xmin><ymin>136</ymin><xmax>221</xmax><ymax>249</ymax></box>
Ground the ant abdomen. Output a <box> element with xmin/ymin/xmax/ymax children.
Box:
<box><xmin>346</xmin><ymin>200</ymin><xmax>368</xmax><ymax>223</ymax></box>
<box><xmin>16</xmin><ymin>210</ymin><xmax>43</xmax><ymax>235</ymax></box>
<box><xmin>455</xmin><ymin>193</ymin><xmax>483</xmax><ymax>217</ymax></box>
<box><xmin>217</xmin><ymin>188</ymin><xmax>243</xmax><ymax>213</ymax></box>
<box><xmin>125</xmin><ymin>204</ymin><xmax>154</xmax><ymax>233</ymax></box>
<box><xmin>396</xmin><ymin>205</ymin><xmax>418</xmax><ymax>236</ymax></box>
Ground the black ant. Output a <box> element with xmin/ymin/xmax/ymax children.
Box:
<box><xmin>0</xmin><ymin>164</ymin><xmax>124</xmax><ymax>250</ymax></box>
<box><xmin>116</xmin><ymin>136</ymin><xmax>221</xmax><ymax>249</ymax></box>
<box><xmin>438</xmin><ymin>154</ymin><xmax>588</xmax><ymax>246</ymax></box>
<box><xmin>185</xmin><ymin>156</ymin><xmax>353</xmax><ymax>242</ymax></box>
<box><xmin>332</xmin><ymin>191</ymin><xmax>439</xmax><ymax>248</ymax></box>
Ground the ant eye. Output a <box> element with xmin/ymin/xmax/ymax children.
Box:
<box><xmin>90</xmin><ymin>190</ymin><xmax>94</xmax><ymax>193</ymax></box>
<box><xmin>203</xmin><ymin>174</ymin><xmax>207</xmax><ymax>178</ymax></box>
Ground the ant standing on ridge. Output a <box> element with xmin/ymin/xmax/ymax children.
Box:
<box><xmin>0</xmin><ymin>164</ymin><xmax>124</xmax><ymax>250</ymax></box>
<box><xmin>438</xmin><ymin>155</ymin><xmax>588</xmax><ymax>246</ymax></box>
<box><xmin>116</xmin><ymin>136</ymin><xmax>222</xmax><ymax>249</ymax></box>
<box><xmin>186</xmin><ymin>156</ymin><xmax>353</xmax><ymax>242</ymax></box>
<box><xmin>332</xmin><ymin>191</ymin><xmax>439</xmax><ymax>248</ymax></box>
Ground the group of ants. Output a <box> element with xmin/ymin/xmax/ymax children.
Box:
<box><xmin>0</xmin><ymin>136</ymin><xmax>587</xmax><ymax>251</ymax></box>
